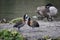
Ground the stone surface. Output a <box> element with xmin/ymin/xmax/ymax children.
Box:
<box><xmin>0</xmin><ymin>21</ymin><xmax>60</xmax><ymax>40</ymax></box>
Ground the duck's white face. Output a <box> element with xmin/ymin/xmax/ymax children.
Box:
<box><xmin>25</xmin><ymin>14</ymin><xmax>29</xmax><ymax>21</ymax></box>
<box><xmin>25</xmin><ymin>14</ymin><xmax>28</xmax><ymax>20</ymax></box>
<box><xmin>24</xmin><ymin>14</ymin><xmax>29</xmax><ymax>24</ymax></box>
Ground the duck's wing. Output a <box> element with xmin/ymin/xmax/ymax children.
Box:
<box><xmin>17</xmin><ymin>23</ymin><xmax>25</xmax><ymax>28</ymax></box>
<box><xmin>13</xmin><ymin>21</ymin><xmax>24</xmax><ymax>27</ymax></box>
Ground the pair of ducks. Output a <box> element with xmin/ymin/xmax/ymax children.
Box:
<box><xmin>13</xmin><ymin>3</ymin><xmax>58</xmax><ymax>30</ymax></box>
<box><xmin>13</xmin><ymin>14</ymin><xmax>39</xmax><ymax>30</ymax></box>
<box><xmin>37</xmin><ymin>3</ymin><xmax>58</xmax><ymax>21</ymax></box>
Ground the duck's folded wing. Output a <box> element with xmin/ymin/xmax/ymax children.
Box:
<box><xmin>17</xmin><ymin>23</ymin><xmax>25</xmax><ymax>28</ymax></box>
<box><xmin>13</xmin><ymin>22</ymin><xmax>24</xmax><ymax>27</ymax></box>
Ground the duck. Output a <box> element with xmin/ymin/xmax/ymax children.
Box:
<box><xmin>45</xmin><ymin>3</ymin><xmax>58</xmax><ymax>21</ymax></box>
<box><xmin>37</xmin><ymin>3</ymin><xmax>58</xmax><ymax>21</ymax></box>
<box><xmin>37</xmin><ymin>5</ymin><xmax>49</xmax><ymax>20</ymax></box>
<box><xmin>13</xmin><ymin>14</ymin><xmax>29</xmax><ymax>30</ymax></box>
<box><xmin>27</xmin><ymin>17</ymin><xmax>39</xmax><ymax>28</ymax></box>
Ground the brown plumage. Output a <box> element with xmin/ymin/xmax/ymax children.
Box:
<box><xmin>37</xmin><ymin>3</ymin><xmax>58</xmax><ymax>21</ymax></box>
<box><xmin>27</xmin><ymin>17</ymin><xmax>39</xmax><ymax>28</ymax></box>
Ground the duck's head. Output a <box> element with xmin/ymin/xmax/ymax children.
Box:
<box><xmin>23</xmin><ymin>14</ymin><xmax>32</xmax><ymax>25</ymax></box>
<box><xmin>45</xmin><ymin>3</ymin><xmax>53</xmax><ymax>8</ymax></box>
<box><xmin>23</xmin><ymin>14</ymin><xmax>29</xmax><ymax>22</ymax></box>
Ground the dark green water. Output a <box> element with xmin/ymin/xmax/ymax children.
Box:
<box><xmin>0</xmin><ymin>0</ymin><xmax>60</xmax><ymax>21</ymax></box>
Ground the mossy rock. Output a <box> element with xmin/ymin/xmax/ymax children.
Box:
<box><xmin>42</xmin><ymin>35</ymin><xmax>51</xmax><ymax>39</ymax></box>
<box><xmin>52</xmin><ymin>37</ymin><xmax>60</xmax><ymax>40</ymax></box>
<box><xmin>9</xmin><ymin>17</ymin><xmax>23</xmax><ymax>24</ymax></box>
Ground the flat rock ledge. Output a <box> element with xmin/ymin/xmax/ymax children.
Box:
<box><xmin>0</xmin><ymin>21</ymin><xmax>60</xmax><ymax>40</ymax></box>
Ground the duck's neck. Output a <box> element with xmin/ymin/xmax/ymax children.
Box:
<box><xmin>23</xmin><ymin>19</ymin><xmax>28</xmax><ymax>24</ymax></box>
<box><xmin>28</xmin><ymin>20</ymin><xmax>30</xmax><ymax>26</ymax></box>
<box><xmin>25</xmin><ymin>20</ymin><xmax>28</xmax><ymax>24</ymax></box>
<box><xmin>28</xmin><ymin>20</ymin><xmax>33</xmax><ymax>26</ymax></box>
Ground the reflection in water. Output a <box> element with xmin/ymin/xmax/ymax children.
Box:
<box><xmin>0</xmin><ymin>0</ymin><xmax>60</xmax><ymax>21</ymax></box>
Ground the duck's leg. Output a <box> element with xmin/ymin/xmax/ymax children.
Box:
<box><xmin>51</xmin><ymin>16</ymin><xmax>54</xmax><ymax>21</ymax></box>
<box><xmin>47</xmin><ymin>15</ymin><xmax>54</xmax><ymax>21</ymax></box>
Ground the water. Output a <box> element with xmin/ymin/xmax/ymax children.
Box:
<box><xmin>0</xmin><ymin>0</ymin><xmax>60</xmax><ymax>21</ymax></box>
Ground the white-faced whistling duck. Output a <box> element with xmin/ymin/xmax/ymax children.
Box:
<box><xmin>13</xmin><ymin>14</ymin><xmax>29</xmax><ymax>30</ymax></box>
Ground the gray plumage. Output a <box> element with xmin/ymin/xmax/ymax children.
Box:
<box><xmin>37</xmin><ymin>3</ymin><xmax>58</xmax><ymax>21</ymax></box>
<box><xmin>13</xmin><ymin>14</ymin><xmax>29</xmax><ymax>30</ymax></box>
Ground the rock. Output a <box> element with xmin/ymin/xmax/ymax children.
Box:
<box><xmin>0</xmin><ymin>21</ymin><xmax>60</xmax><ymax>40</ymax></box>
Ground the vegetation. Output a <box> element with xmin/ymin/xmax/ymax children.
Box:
<box><xmin>0</xmin><ymin>29</ymin><xmax>24</xmax><ymax>40</ymax></box>
<box><xmin>9</xmin><ymin>17</ymin><xmax>23</xmax><ymax>24</ymax></box>
<box><xmin>42</xmin><ymin>35</ymin><xmax>60</xmax><ymax>40</ymax></box>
